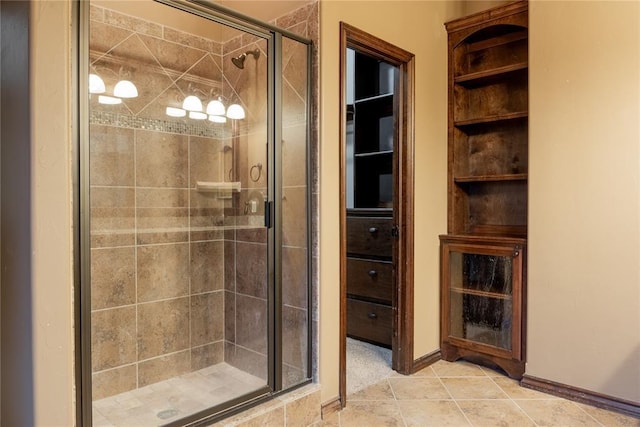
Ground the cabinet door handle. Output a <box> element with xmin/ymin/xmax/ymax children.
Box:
<box><xmin>368</xmin><ymin>269</ymin><xmax>377</xmax><ymax>278</ymax></box>
<box><xmin>368</xmin><ymin>227</ymin><xmax>378</xmax><ymax>234</ymax></box>
<box><xmin>367</xmin><ymin>312</ymin><xmax>377</xmax><ymax>319</ymax></box>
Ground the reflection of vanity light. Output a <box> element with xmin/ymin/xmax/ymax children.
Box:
<box><xmin>188</xmin><ymin>111</ymin><xmax>207</xmax><ymax>120</ymax></box>
<box><xmin>89</xmin><ymin>74</ymin><xmax>106</xmax><ymax>94</ymax></box>
<box><xmin>113</xmin><ymin>80</ymin><xmax>138</xmax><ymax>98</ymax></box>
<box><xmin>98</xmin><ymin>95</ymin><xmax>122</xmax><ymax>105</ymax></box>
<box><xmin>206</xmin><ymin>99</ymin><xmax>226</xmax><ymax>116</ymax></box>
<box><xmin>208</xmin><ymin>115</ymin><xmax>227</xmax><ymax>123</ymax></box>
<box><xmin>166</xmin><ymin>107</ymin><xmax>186</xmax><ymax>117</ymax></box>
<box><xmin>183</xmin><ymin>95</ymin><xmax>203</xmax><ymax>112</ymax></box>
<box><xmin>226</xmin><ymin>103</ymin><xmax>246</xmax><ymax>120</ymax></box>
<box><xmin>168</xmin><ymin>93</ymin><xmax>245</xmax><ymax>121</ymax></box>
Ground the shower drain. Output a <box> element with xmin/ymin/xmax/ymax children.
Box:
<box><xmin>157</xmin><ymin>409</ymin><xmax>180</xmax><ymax>420</ymax></box>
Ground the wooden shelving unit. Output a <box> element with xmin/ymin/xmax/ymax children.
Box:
<box><xmin>345</xmin><ymin>49</ymin><xmax>396</xmax><ymax>347</ymax></box>
<box><xmin>440</xmin><ymin>0</ymin><xmax>529</xmax><ymax>379</ymax></box>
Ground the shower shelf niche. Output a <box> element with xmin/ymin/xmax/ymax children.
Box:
<box><xmin>196</xmin><ymin>181</ymin><xmax>241</xmax><ymax>198</ymax></box>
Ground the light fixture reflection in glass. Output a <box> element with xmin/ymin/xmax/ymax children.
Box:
<box><xmin>113</xmin><ymin>80</ymin><xmax>138</xmax><ymax>98</ymax></box>
<box><xmin>226</xmin><ymin>104</ymin><xmax>246</xmax><ymax>120</ymax></box>
<box><xmin>206</xmin><ymin>99</ymin><xmax>226</xmax><ymax>116</ymax></box>
<box><xmin>89</xmin><ymin>74</ymin><xmax>106</xmax><ymax>94</ymax></box>
<box><xmin>182</xmin><ymin>95</ymin><xmax>203</xmax><ymax>112</ymax></box>
<box><xmin>189</xmin><ymin>111</ymin><xmax>208</xmax><ymax>120</ymax></box>
<box><xmin>166</xmin><ymin>107</ymin><xmax>186</xmax><ymax>117</ymax></box>
<box><xmin>208</xmin><ymin>115</ymin><xmax>227</xmax><ymax>123</ymax></box>
<box><xmin>98</xmin><ymin>95</ymin><xmax>122</xmax><ymax>105</ymax></box>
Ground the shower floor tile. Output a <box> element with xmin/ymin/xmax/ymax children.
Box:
<box><xmin>93</xmin><ymin>363</ymin><xmax>265</xmax><ymax>426</ymax></box>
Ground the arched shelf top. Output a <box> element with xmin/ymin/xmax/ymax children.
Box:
<box><xmin>454</xmin><ymin>24</ymin><xmax>527</xmax><ymax>50</ymax></box>
<box><xmin>464</xmin><ymin>24</ymin><xmax>526</xmax><ymax>44</ymax></box>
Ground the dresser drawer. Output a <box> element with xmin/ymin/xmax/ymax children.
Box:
<box><xmin>347</xmin><ymin>298</ymin><xmax>393</xmax><ymax>347</ymax></box>
<box><xmin>346</xmin><ymin>216</ymin><xmax>393</xmax><ymax>257</ymax></box>
<box><xmin>347</xmin><ymin>257</ymin><xmax>393</xmax><ymax>304</ymax></box>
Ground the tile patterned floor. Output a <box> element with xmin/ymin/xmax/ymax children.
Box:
<box><xmin>318</xmin><ymin>360</ymin><xmax>640</xmax><ymax>427</ymax></box>
<box><xmin>92</xmin><ymin>363</ymin><xmax>265</xmax><ymax>426</ymax></box>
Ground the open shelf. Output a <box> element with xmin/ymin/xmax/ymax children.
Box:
<box><xmin>355</xmin><ymin>92</ymin><xmax>393</xmax><ymax>105</ymax></box>
<box><xmin>455</xmin><ymin>111</ymin><xmax>527</xmax><ymax>129</ymax></box>
<box><xmin>455</xmin><ymin>62</ymin><xmax>528</xmax><ymax>87</ymax></box>
<box><xmin>466</xmin><ymin>30</ymin><xmax>528</xmax><ymax>53</ymax></box>
<box><xmin>355</xmin><ymin>150</ymin><xmax>393</xmax><ymax>158</ymax></box>
<box><xmin>454</xmin><ymin>173</ymin><xmax>527</xmax><ymax>183</ymax></box>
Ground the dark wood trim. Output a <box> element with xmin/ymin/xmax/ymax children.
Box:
<box><xmin>412</xmin><ymin>349</ymin><xmax>441</xmax><ymax>373</ymax></box>
<box><xmin>445</xmin><ymin>0</ymin><xmax>528</xmax><ymax>33</ymax></box>
<box><xmin>342</xmin><ymin>23</ymin><xmax>415</xmax><ymax>67</ymax></box>
<box><xmin>338</xmin><ymin>22</ymin><xmax>415</xmax><ymax>405</ymax></box>
<box><xmin>394</xmin><ymin>51</ymin><xmax>415</xmax><ymax>374</ymax></box>
<box><xmin>521</xmin><ymin>375</ymin><xmax>640</xmax><ymax>419</ymax></box>
<box><xmin>320</xmin><ymin>397</ymin><xmax>342</xmax><ymax>419</ymax></box>
<box><xmin>338</xmin><ymin>22</ymin><xmax>349</xmax><ymax>408</ymax></box>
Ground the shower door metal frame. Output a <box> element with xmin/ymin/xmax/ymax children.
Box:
<box><xmin>76</xmin><ymin>0</ymin><xmax>314</xmax><ymax>425</ymax></box>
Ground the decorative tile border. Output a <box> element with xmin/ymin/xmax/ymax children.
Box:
<box><xmin>90</xmin><ymin>110</ymin><xmax>230</xmax><ymax>138</ymax></box>
<box><xmin>90</xmin><ymin>110</ymin><xmax>307</xmax><ymax>137</ymax></box>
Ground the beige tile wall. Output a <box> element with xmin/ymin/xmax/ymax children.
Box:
<box><xmin>89</xmin><ymin>5</ymin><xmax>228</xmax><ymax>400</ymax></box>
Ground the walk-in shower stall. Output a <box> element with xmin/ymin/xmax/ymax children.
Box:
<box><xmin>80</xmin><ymin>1</ymin><xmax>313</xmax><ymax>425</ymax></box>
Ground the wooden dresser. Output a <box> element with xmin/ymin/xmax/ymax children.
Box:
<box><xmin>346</xmin><ymin>212</ymin><xmax>393</xmax><ymax>347</ymax></box>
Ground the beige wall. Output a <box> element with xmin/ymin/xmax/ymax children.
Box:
<box><xmin>528</xmin><ymin>0</ymin><xmax>640</xmax><ymax>403</ymax></box>
<box><xmin>32</xmin><ymin>1</ymin><xmax>75</xmax><ymax>425</ymax></box>
<box><xmin>462</xmin><ymin>0</ymin><xmax>508</xmax><ymax>15</ymax></box>
<box><xmin>318</xmin><ymin>0</ymin><xmax>465</xmax><ymax>403</ymax></box>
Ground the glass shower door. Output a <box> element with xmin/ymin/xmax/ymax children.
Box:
<box><xmin>87</xmin><ymin>2</ymin><xmax>271</xmax><ymax>424</ymax></box>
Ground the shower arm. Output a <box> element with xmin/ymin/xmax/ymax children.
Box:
<box><xmin>231</xmin><ymin>48</ymin><xmax>261</xmax><ymax>69</ymax></box>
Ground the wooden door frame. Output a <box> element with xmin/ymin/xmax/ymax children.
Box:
<box><xmin>339</xmin><ymin>22</ymin><xmax>415</xmax><ymax>407</ymax></box>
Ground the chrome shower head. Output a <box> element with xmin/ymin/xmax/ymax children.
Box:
<box><xmin>231</xmin><ymin>48</ymin><xmax>261</xmax><ymax>69</ymax></box>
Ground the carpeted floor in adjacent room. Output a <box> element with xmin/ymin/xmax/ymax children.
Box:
<box><xmin>346</xmin><ymin>337</ymin><xmax>393</xmax><ymax>395</ymax></box>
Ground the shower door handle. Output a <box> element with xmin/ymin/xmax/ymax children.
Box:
<box><xmin>264</xmin><ymin>200</ymin><xmax>273</xmax><ymax>228</ymax></box>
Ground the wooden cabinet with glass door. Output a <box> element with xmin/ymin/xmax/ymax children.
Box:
<box><xmin>440</xmin><ymin>234</ymin><xmax>525</xmax><ymax>378</ymax></box>
<box><xmin>441</xmin><ymin>1</ymin><xmax>528</xmax><ymax>379</ymax></box>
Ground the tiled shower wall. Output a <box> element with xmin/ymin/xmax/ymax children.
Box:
<box><xmin>89</xmin><ymin>5</ymin><xmax>229</xmax><ymax>400</ymax></box>
<box><xmin>89</xmin><ymin>1</ymin><xmax>319</xmax><ymax>400</ymax></box>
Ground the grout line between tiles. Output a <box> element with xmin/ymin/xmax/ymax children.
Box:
<box><xmin>134</xmin><ymin>127</ymin><xmax>140</xmax><ymax>391</ymax></box>
<box><xmin>570</xmin><ymin>400</ymin><xmax>606</xmax><ymax>427</ymax></box>
<box><xmin>510</xmin><ymin>398</ymin><xmax>543</xmax><ymax>427</ymax></box>
<box><xmin>436</xmin><ymin>375</ymin><xmax>475</xmax><ymax>427</ymax></box>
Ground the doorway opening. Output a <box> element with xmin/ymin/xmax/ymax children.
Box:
<box><xmin>339</xmin><ymin>22</ymin><xmax>415</xmax><ymax>405</ymax></box>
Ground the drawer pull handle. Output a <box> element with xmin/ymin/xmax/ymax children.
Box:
<box><xmin>368</xmin><ymin>312</ymin><xmax>377</xmax><ymax>319</ymax></box>
<box><xmin>368</xmin><ymin>227</ymin><xmax>378</xmax><ymax>234</ymax></box>
<box><xmin>368</xmin><ymin>269</ymin><xmax>377</xmax><ymax>277</ymax></box>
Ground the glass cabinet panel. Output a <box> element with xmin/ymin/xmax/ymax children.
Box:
<box><xmin>448</xmin><ymin>250</ymin><xmax>514</xmax><ymax>350</ymax></box>
<box><xmin>441</xmin><ymin>237</ymin><xmax>524</xmax><ymax>359</ymax></box>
